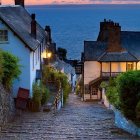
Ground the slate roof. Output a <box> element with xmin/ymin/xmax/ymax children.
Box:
<box><xmin>0</xmin><ymin>5</ymin><xmax>47</xmax><ymax>51</ymax></box>
<box><xmin>84</xmin><ymin>31</ymin><xmax>140</xmax><ymax>61</ymax></box>
<box><xmin>84</xmin><ymin>41</ymin><xmax>107</xmax><ymax>61</ymax></box>
<box><xmin>98</xmin><ymin>52</ymin><xmax>138</xmax><ymax>62</ymax></box>
<box><xmin>52</xmin><ymin>58</ymin><xmax>75</xmax><ymax>76</ymax></box>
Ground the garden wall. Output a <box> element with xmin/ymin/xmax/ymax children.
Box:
<box><xmin>114</xmin><ymin>109</ymin><xmax>140</xmax><ymax>136</ymax></box>
<box><xmin>102</xmin><ymin>88</ymin><xmax>140</xmax><ymax>136</ymax></box>
<box><xmin>0</xmin><ymin>84</ymin><xmax>16</xmax><ymax>129</ymax></box>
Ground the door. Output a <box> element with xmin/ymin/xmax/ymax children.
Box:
<box><xmin>91</xmin><ymin>87</ymin><xmax>98</xmax><ymax>100</ymax></box>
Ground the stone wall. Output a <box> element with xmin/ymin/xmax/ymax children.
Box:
<box><xmin>0</xmin><ymin>84</ymin><xmax>16</xmax><ymax>128</ymax></box>
<box><xmin>114</xmin><ymin>109</ymin><xmax>140</xmax><ymax>136</ymax></box>
<box><xmin>102</xmin><ymin>88</ymin><xmax>140</xmax><ymax>136</ymax></box>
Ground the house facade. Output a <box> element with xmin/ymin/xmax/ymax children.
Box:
<box><xmin>0</xmin><ymin>2</ymin><xmax>51</xmax><ymax>97</ymax></box>
<box><xmin>83</xmin><ymin>19</ymin><xmax>140</xmax><ymax>101</ymax></box>
<box><xmin>52</xmin><ymin>58</ymin><xmax>76</xmax><ymax>92</ymax></box>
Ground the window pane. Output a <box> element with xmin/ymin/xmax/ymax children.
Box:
<box><xmin>0</xmin><ymin>30</ymin><xmax>8</xmax><ymax>42</ymax></box>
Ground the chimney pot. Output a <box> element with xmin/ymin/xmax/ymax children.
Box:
<box><xmin>31</xmin><ymin>14</ymin><xmax>36</xmax><ymax>39</ymax></box>
<box><xmin>45</xmin><ymin>26</ymin><xmax>52</xmax><ymax>43</ymax></box>
<box><xmin>31</xmin><ymin>14</ymin><xmax>35</xmax><ymax>20</ymax></box>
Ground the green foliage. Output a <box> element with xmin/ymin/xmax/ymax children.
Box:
<box><xmin>32</xmin><ymin>82</ymin><xmax>50</xmax><ymax>106</ymax></box>
<box><xmin>32</xmin><ymin>83</ymin><xmax>42</xmax><ymax>106</ymax></box>
<box><xmin>40</xmin><ymin>83</ymin><xmax>50</xmax><ymax>105</ymax></box>
<box><xmin>54</xmin><ymin>71</ymin><xmax>71</xmax><ymax>104</ymax></box>
<box><xmin>106</xmin><ymin>78</ymin><xmax>120</xmax><ymax>109</ymax></box>
<box><xmin>75</xmin><ymin>84</ymin><xmax>80</xmax><ymax>95</ymax></box>
<box><xmin>42</xmin><ymin>66</ymin><xmax>56</xmax><ymax>84</ymax></box>
<box><xmin>42</xmin><ymin>66</ymin><xmax>71</xmax><ymax>104</ymax></box>
<box><xmin>100</xmin><ymin>81</ymin><xmax>108</xmax><ymax>89</ymax></box>
<box><xmin>2</xmin><ymin>51</ymin><xmax>21</xmax><ymax>90</ymax></box>
<box><xmin>136</xmin><ymin>101</ymin><xmax>140</xmax><ymax>120</ymax></box>
<box><xmin>117</xmin><ymin>71</ymin><xmax>140</xmax><ymax>120</ymax></box>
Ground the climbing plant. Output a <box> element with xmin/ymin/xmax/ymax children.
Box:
<box><xmin>2</xmin><ymin>51</ymin><xmax>21</xmax><ymax>90</ymax></box>
<box><xmin>42</xmin><ymin>66</ymin><xmax>71</xmax><ymax>104</ymax></box>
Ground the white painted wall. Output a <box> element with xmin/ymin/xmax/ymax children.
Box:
<box><xmin>84</xmin><ymin>61</ymin><xmax>101</xmax><ymax>84</ymax></box>
<box><xmin>30</xmin><ymin>49</ymin><xmax>41</xmax><ymax>97</ymax></box>
<box><xmin>0</xmin><ymin>20</ymin><xmax>46</xmax><ymax>98</ymax></box>
<box><xmin>0</xmin><ymin>20</ymin><xmax>30</xmax><ymax>97</ymax></box>
<box><xmin>137</xmin><ymin>62</ymin><xmax>140</xmax><ymax>70</ymax></box>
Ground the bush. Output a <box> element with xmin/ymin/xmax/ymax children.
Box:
<box><xmin>42</xmin><ymin>66</ymin><xmax>71</xmax><ymax>104</ymax></box>
<box><xmin>56</xmin><ymin>72</ymin><xmax>71</xmax><ymax>104</ymax></box>
<box><xmin>40</xmin><ymin>83</ymin><xmax>50</xmax><ymax>105</ymax></box>
<box><xmin>2</xmin><ymin>51</ymin><xmax>21</xmax><ymax>90</ymax></box>
<box><xmin>63</xmin><ymin>83</ymin><xmax>71</xmax><ymax>104</ymax></box>
<box><xmin>106</xmin><ymin>78</ymin><xmax>120</xmax><ymax>109</ymax></box>
<box><xmin>32</xmin><ymin>82</ymin><xmax>50</xmax><ymax>106</ymax></box>
<box><xmin>57</xmin><ymin>47</ymin><xmax>67</xmax><ymax>60</ymax></box>
<box><xmin>32</xmin><ymin>83</ymin><xmax>42</xmax><ymax>106</ymax></box>
<box><xmin>75</xmin><ymin>84</ymin><xmax>80</xmax><ymax>95</ymax></box>
<box><xmin>117</xmin><ymin>71</ymin><xmax>140</xmax><ymax>120</ymax></box>
<box><xmin>136</xmin><ymin>101</ymin><xmax>140</xmax><ymax>120</ymax></box>
<box><xmin>100</xmin><ymin>81</ymin><xmax>108</xmax><ymax>89</ymax></box>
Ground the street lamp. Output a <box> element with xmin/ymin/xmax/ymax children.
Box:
<box><xmin>46</xmin><ymin>51</ymin><xmax>52</xmax><ymax>59</ymax></box>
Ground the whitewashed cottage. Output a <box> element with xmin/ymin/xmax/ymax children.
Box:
<box><xmin>0</xmin><ymin>1</ymin><xmax>51</xmax><ymax>97</ymax></box>
<box><xmin>83</xmin><ymin>19</ymin><xmax>140</xmax><ymax>101</ymax></box>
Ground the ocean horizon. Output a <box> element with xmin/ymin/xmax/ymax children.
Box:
<box><xmin>27</xmin><ymin>4</ymin><xmax>140</xmax><ymax>59</ymax></box>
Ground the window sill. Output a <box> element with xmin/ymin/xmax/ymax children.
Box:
<box><xmin>0</xmin><ymin>41</ymin><xmax>9</xmax><ymax>44</ymax></box>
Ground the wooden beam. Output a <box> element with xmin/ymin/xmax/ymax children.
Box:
<box><xmin>136</xmin><ymin>62</ymin><xmax>138</xmax><ymax>70</ymax></box>
<box><xmin>126</xmin><ymin>62</ymin><xmax>127</xmax><ymax>72</ymax></box>
<box><xmin>110</xmin><ymin>62</ymin><xmax>111</xmax><ymax>77</ymax></box>
<box><xmin>100</xmin><ymin>62</ymin><xmax>102</xmax><ymax>77</ymax></box>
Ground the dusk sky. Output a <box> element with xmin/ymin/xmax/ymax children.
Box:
<box><xmin>2</xmin><ymin>0</ymin><xmax>140</xmax><ymax>5</ymax></box>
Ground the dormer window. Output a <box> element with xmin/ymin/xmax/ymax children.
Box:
<box><xmin>0</xmin><ymin>30</ymin><xmax>8</xmax><ymax>43</ymax></box>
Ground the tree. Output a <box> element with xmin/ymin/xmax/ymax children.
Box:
<box><xmin>106</xmin><ymin>78</ymin><xmax>120</xmax><ymax>109</ymax></box>
<box><xmin>57</xmin><ymin>47</ymin><xmax>67</xmax><ymax>60</ymax></box>
<box><xmin>117</xmin><ymin>71</ymin><xmax>140</xmax><ymax>120</ymax></box>
<box><xmin>2</xmin><ymin>51</ymin><xmax>21</xmax><ymax>90</ymax></box>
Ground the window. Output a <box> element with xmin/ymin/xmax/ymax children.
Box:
<box><xmin>91</xmin><ymin>88</ymin><xmax>98</xmax><ymax>95</ymax></box>
<box><xmin>0</xmin><ymin>30</ymin><xmax>8</xmax><ymax>42</ymax></box>
<box><xmin>127</xmin><ymin>62</ymin><xmax>133</xmax><ymax>71</ymax></box>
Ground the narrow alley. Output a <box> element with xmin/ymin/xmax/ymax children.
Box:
<box><xmin>0</xmin><ymin>94</ymin><xmax>138</xmax><ymax>140</ymax></box>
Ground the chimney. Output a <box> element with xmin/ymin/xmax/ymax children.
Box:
<box><xmin>15</xmin><ymin>0</ymin><xmax>24</xmax><ymax>7</ymax></box>
<box><xmin>45</xmin><ymin>26</ymin><xmax>52</xmax><ymax>43</ymax></box>
<box><xmin>97</xmin><ymin>19</ymin><xmax>124</xmax><ymax>52</ymax></box>
<box><xmin>31</xmin><ymin>14</ymin><xmax>36</xmax><ymax>39</ymax></box>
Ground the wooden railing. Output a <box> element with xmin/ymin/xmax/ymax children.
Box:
<box><xmin>101</xmin><ymin>72</ymin><xmax>122</xmax><ymax>78</ymax></box>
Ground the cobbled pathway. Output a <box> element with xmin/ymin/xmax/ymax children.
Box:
<box><xmin>0</xmin><ymin>93</ymin><xmax>139</xmax><ymax>140</ymax></box>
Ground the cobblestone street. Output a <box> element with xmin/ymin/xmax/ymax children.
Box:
<box><xmin>0</xmin><ymin>93</ymin><xmax>139</xmax><ymax>140</ymax></box>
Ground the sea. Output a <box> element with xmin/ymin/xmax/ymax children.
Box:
<box><xmin>27</xmin><ymin>4</ymin><xmax>140</xmax><ymax>60</ymax></box>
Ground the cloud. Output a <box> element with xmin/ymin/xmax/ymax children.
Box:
<box><xmin>2</xmin><ymin>0</ymin><xmax>140</xmax><ymax>5</ymax></box>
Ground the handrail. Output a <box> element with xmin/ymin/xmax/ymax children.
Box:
<box><xmin>101</xmin><ymin>72</ymin><xmax>123</xmax><ymax>77</ymax></box>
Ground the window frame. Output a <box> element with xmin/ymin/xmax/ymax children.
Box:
<box><xmin>0</xmin><ymin>29</ymin><xmax>9</xmax><ymax>43</ymax></box>
<box><xmin>127</xmin><ymin>62</ymin><xmax>133</xmax><ymax>71</ymax></box>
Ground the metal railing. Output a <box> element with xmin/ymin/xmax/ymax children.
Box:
<box><xmin>101</xmin><ymin>72</ymin><xmax>122</xmax><ymax>78</ymax></box>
